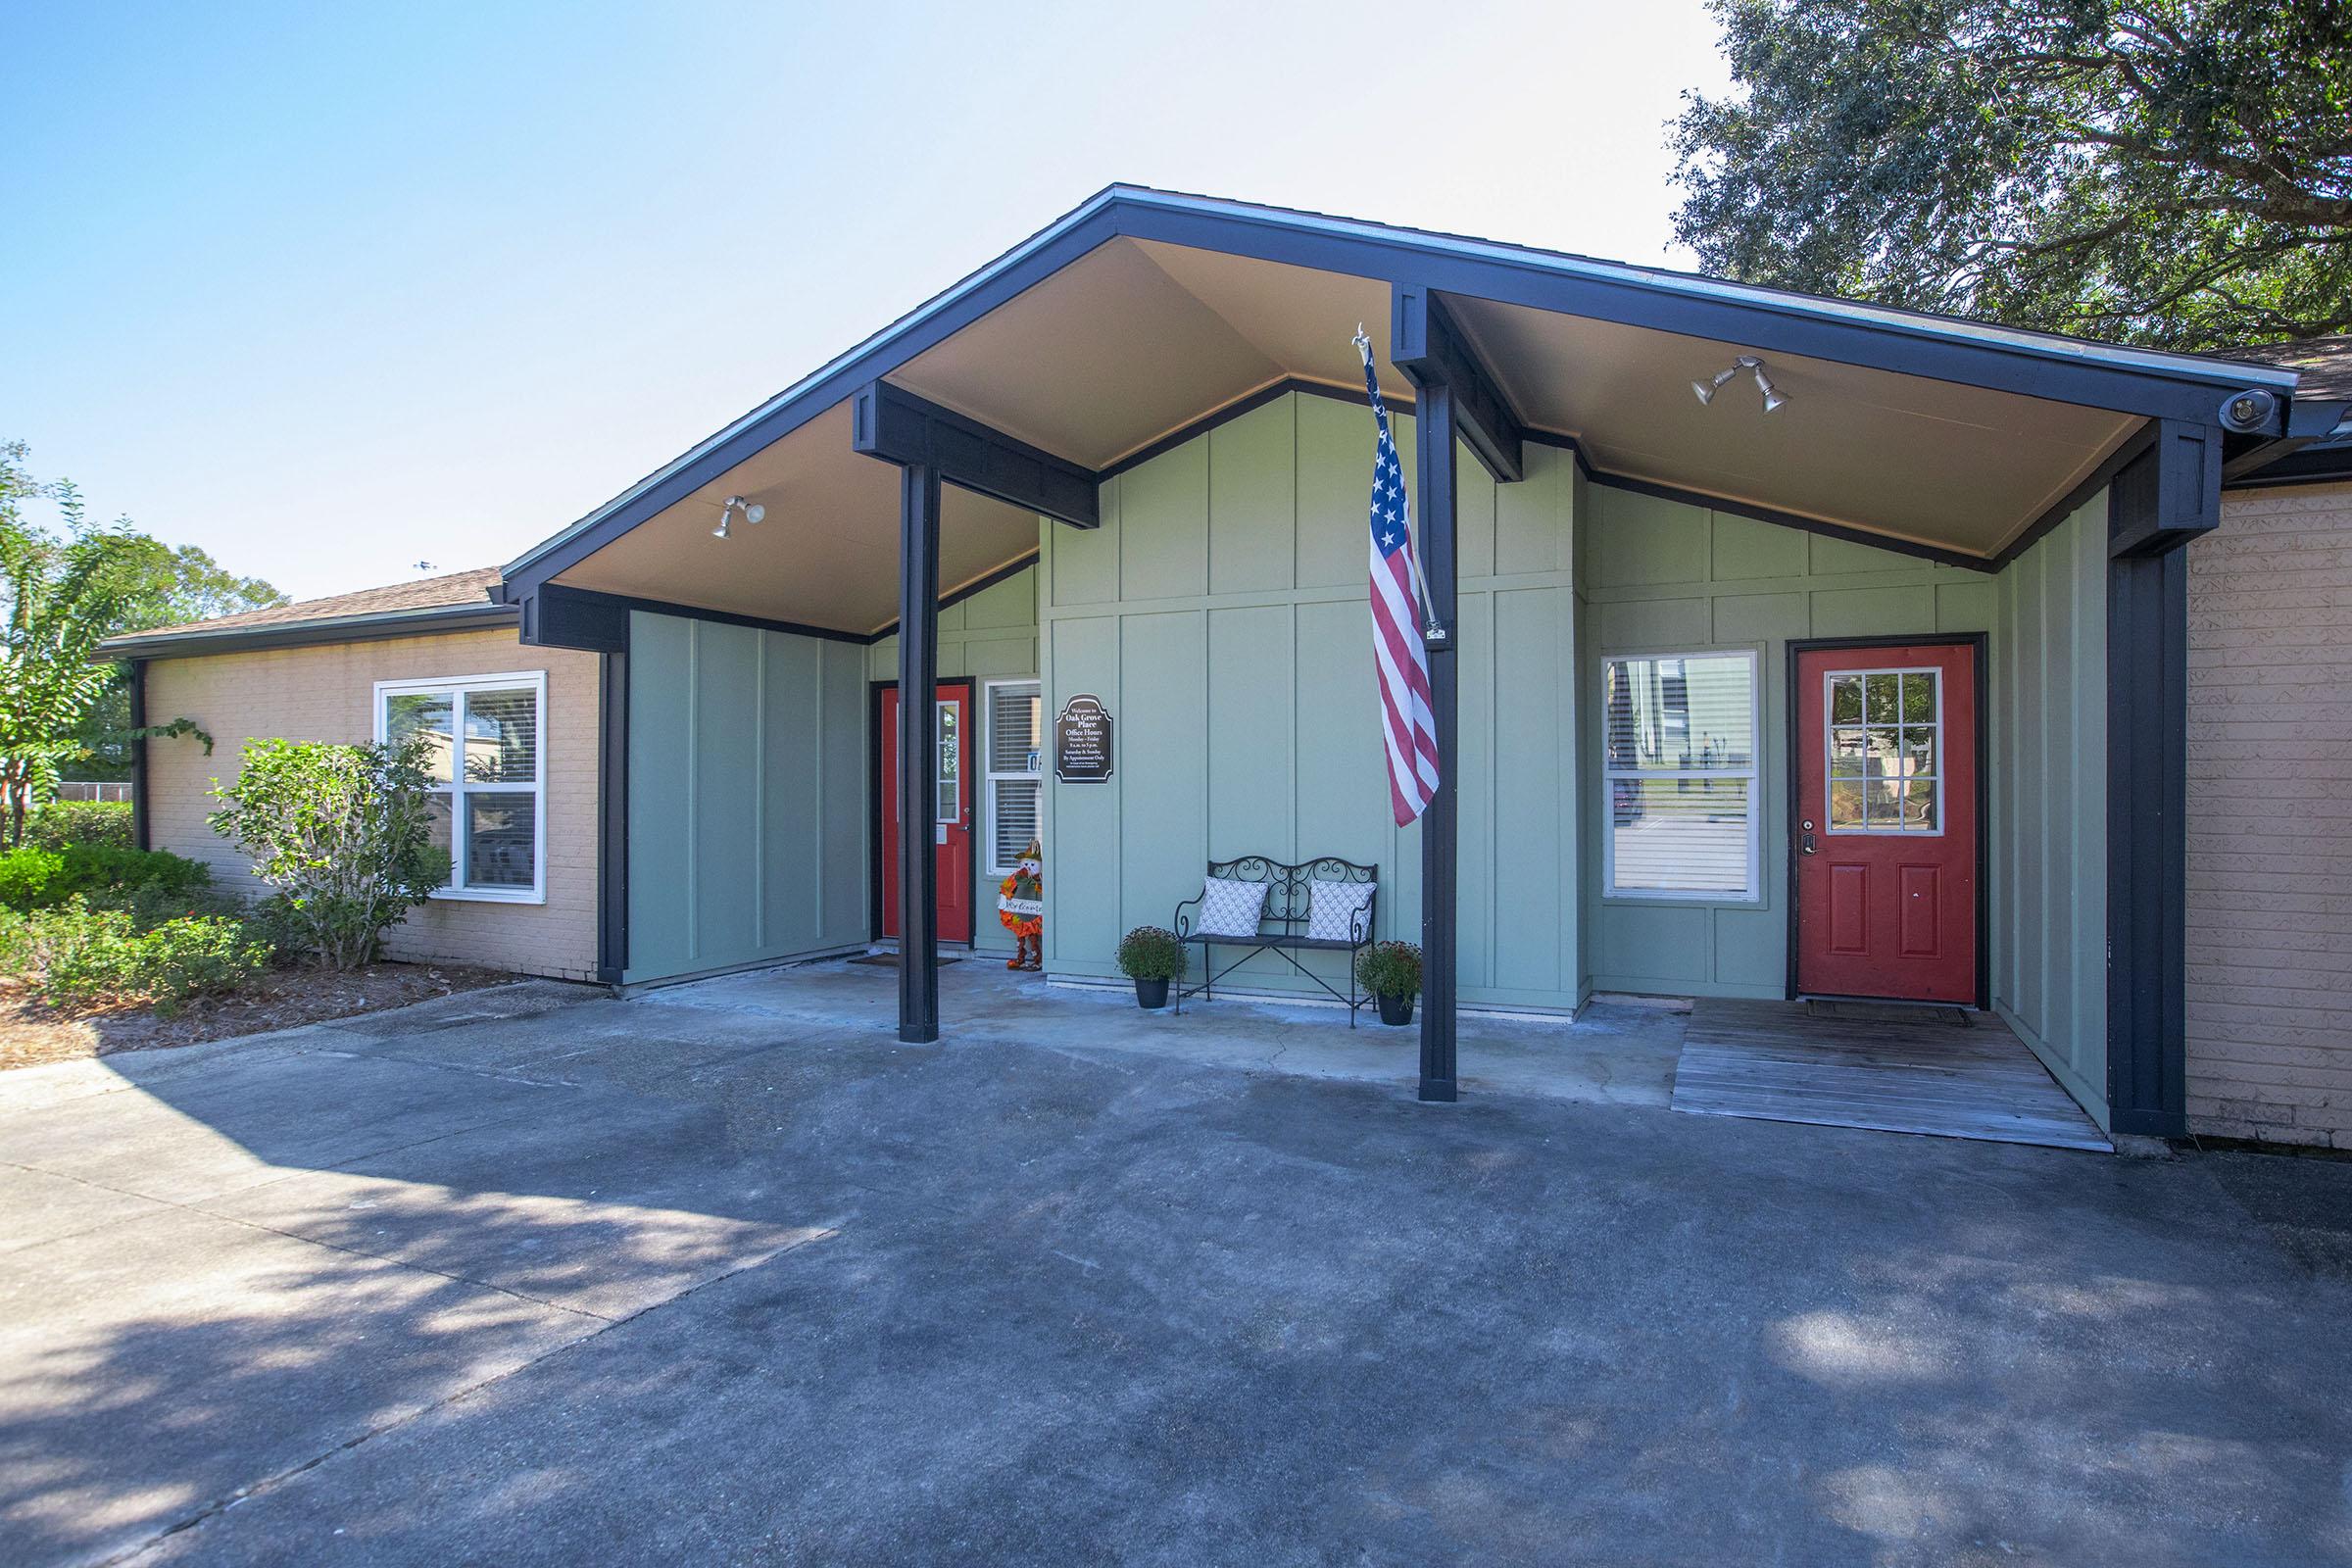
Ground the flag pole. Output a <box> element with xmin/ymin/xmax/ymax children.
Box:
<box><xmin>1352</xmin><ymin>325</ymin><xmax>1446</xmax><ymax>644</ymax></box>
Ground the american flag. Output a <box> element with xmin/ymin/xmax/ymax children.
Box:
<box><xmin>1356</xmin><ymin>332</ymin><xmax>1440</xmax><ymax>826</ymax></box>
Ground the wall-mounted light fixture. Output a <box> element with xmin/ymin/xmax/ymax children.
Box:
<box><xmin>712</xmin><ymin>495</ymin><xmax>766</xmax><ymax>539</ymax></box>
<box><xmin>1692</xmin><ymin>356</ymin><xmax>1787</xmax><ymax>414</ymax></box>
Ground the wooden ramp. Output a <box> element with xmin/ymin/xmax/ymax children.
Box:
<box><xmin>1672</xmin><ymin>1000</ymin><xmax>2111</xmax><ymax>1152</ymax></box>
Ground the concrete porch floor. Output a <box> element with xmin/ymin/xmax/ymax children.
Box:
<box><xmin>636</xmin><ymin>957</ymin><xmax>1686</xmax><ymax>1112</ymax></box>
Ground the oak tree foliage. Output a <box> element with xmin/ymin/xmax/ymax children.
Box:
<box><xmin>1671</xmin><ymin>0</ymin><xmax>2352</xmax><ymax>347</ymax></box>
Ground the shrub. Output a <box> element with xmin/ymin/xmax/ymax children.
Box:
<box><xmin>208</xmin><ymin>737</ymin><xmax>449</xmax><ymax>969</ymax></box>
<box><xmin>0</xmin><ymin>897</ymin><xmax>270</xmax><ymax>1012</ymax></box>
<box><xmin>0</xmin><ymin>848</ymin><xmax>65</xmax><ymax>911</ymax></box>
<box><xmin>1116</xmin><ymin>925</ymin><xmax>1187</xmax><ymax>982</ymax></box>
<box><xmin>24</xmin><ymin>799</ymin><xmax>134</xmax><ymax>850</ymax></box>
<box><xmin>1355</xmin><ymin>940</ymin><xmax>1423</xmax><ymax>1000</ymax></box>
<box><xmin>0</xmin><ymin>843</ymin><xmax>212</xmax><ymax>911</ymax></box>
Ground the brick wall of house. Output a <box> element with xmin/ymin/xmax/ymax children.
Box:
<box><xmin>142</xmin><ymin>627</ymin><xmax>603</xmax><ymax>982</ymax></box>
<box><xmin>2185</xmin><ymin>480</ymin><xmax>2352</xmax><ymax>1149</ymax></box>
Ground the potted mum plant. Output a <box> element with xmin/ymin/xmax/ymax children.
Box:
<box><xmin>1116</xmin><ymin>924</ymin><xmax>1186</xmax><ymax>1009</ymax></box>
<box><xmin>1355</xmin><ymin>940</ymin><xmax>1423</xmax><ymax>1026</ymax></box>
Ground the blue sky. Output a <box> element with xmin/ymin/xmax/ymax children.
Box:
<box><xmin>1</xmin><ymin>1</ymin><xmax>1731</xmax><ymax>601</ymax></box>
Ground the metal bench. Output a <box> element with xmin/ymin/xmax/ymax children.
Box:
<box><xmin>1171</xmin><ymin>856</ymin><xmax>1378</xmax><ymax>1026</ymax></box>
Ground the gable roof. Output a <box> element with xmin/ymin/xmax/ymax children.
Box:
<box><xmin>2223</xmin><ymin>335</ymin><xmax>2352</xmax><ymax>402</ymax></box>
<box><xmin>500</xmin><ymin>184</ymin><xmax>2304</xmax><ymax>602</ymax></box>
<box><xmin>101</xmin><ymin>567</ymin><xmax>513</xmax><ymax>659</ymax></box>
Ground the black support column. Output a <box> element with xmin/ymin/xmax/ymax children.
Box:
<box><xmin>126</xmin><ymin>660</ymin><xmax>150</xmax><ymax>853</ymax></box>
<box><xmin>1415</xmin><ymin>380</ymin><xmax>1459</xmax><ymax>1102</ymax></box>
<box><xmin>897</xmin><ymin>462</ymin><xmax>943</xmax><ymax>1044</ymax></box>
<box><xmin>2102</xmin><ymin>422</ymin><xmax>2214</xmax><ymax>1139</ymax></box>
<box><xmin>1390</xmin><ymin>284</ymin><xmax>1530</xmax><ymax>1105</ymax></box>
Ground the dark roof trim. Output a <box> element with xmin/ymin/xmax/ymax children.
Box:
<box><xmin>1989</xmin><ymin>423</ymin><xmax>2160</xmax><ymax>570</ymax></box>
<box><xmin>523</xmin><ymin>551</ymin><xmax>1045</xmax><ymax>651</ymax></box>
<box><xmin>101</xmin><ymin>603</ymin><xmax>518</xmax><ymax>662</ymax></box>
<box><xmin>502</xmin><ymin>186</ymin><xmax>2289</xmax><ymax>599</ymax></box>
<box><xmin>2224</xmin><ymin>436</ymin><xmax>2352</xmax><ymax>490</ymax></box>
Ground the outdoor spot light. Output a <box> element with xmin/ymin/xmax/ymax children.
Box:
<box><xmin>712</xmin><ymin>495</ymin><xmax>767</xmax><ymax>538</ymax></box>
<box><xmin>1692</xmin><ymin>356</ymin><xmax>1788</xmax><ymax>414</ymax></box>
<box><xmin>1691</xmin><ymin>364</ymin><xmax>1740</xmax><ymax>405</ymax></box>
<box><xmin>2219</xmin><ymin>387</ymin><xmax>2277</xmax><ymax>433</ymax></box>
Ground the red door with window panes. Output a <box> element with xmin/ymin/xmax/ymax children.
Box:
<box><xmin>1793</xmin><ymin>643</ymin><xmax>1978</xmax><ymax>1004</ymax></box>
<box><xmin>878</xmin><ymin>681</ymin><xmax>973</xmax><ymax>945</ymax></box>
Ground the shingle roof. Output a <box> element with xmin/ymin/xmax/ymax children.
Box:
<box><xmin>103</xmin><ymin>566</ymin><xmax>505</xmax><ymax>647</ymax></box>
<box><xmin>2223</xmin><ymin>336</ymin><xmax>2352</xmax><ymax>401</ymax></box>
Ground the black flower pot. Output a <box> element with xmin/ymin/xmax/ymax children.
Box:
<box><xmin>1376</xmin><ymin>991</ymin><xmax>1416</xmax><ymax>1026</ymax></box>
<box><xmin>1134</xmin><ymin>976</ymin><xmax>1170</xmax><ymax>1010</ymax></box>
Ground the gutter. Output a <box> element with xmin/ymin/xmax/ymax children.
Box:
<box><xmin>2221</xmin><ymin>400</ymin><xmax>2352</xmax><ymax>488</ymax></box>
<box><xmin>97</xmin><ymin>600</ymin><xmax>518</xmax><ymax>662</ymax></box>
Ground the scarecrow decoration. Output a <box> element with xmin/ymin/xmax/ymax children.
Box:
<box><xmin>998</xmin><ymin>837</ymin><xmax>1044</xmax><ymax>971</ymax></box>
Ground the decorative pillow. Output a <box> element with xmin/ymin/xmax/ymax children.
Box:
<box><xmin>1195</xmin><ymin>876</ymin><xmax>1271</xmax><ymax>939</ymax></box>
<box><xmin>1306</xmin><ymin>879</ymin><xmax>1377</xmax><ymax>943</ymax></box>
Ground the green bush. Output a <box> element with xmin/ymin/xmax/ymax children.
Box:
<box><xmin>0</xmin><ymin>848</ymin><xmax>65</xmax><ymax>910</ymax></box>
<box><xmin>1116</xmin><ymin>925</ymin><xmax>1187</xmax><ymax>982</ymax></box>
<box><xmin>208</xmin><ymin>737</ymin><xmax>449</xmax><ymax>969</ymax></box>
<box><xmin>24</xmin><ymin>799</ymin><xmax>134</xmax><ymax>851</ymax></box>
<box><xmin>0</xmin><ymin>897</ymin><xmax>270</xmax><ymax>1012</ymax></box>
<box><xmin>0</xmin><ymin>843</ymin><xmax>212</xmax><ymax>912</ymax></box>
<box><xmin>1354</xmin><ymin>940</ymin><xmax>1423</xmax><ymax>1000</ymax></box>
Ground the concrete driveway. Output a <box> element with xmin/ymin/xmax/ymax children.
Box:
<box><xmin>4</xmin><ymin>965</ymin><xmax>2349</xmax><ymax>1567</ymax></box>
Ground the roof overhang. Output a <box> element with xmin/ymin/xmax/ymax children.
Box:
<box><xmin>503</xmin><ymin>186</ymin><xmax>2308</xmax><ymax>633</ymax></box>
<box><xmin>99</xmin><ymin>601</ymin><xmax>519</xmax><ymax>662</ymax></box>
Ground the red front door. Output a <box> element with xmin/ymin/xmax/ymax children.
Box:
<box><xmin>878</xmin><ymin>681</ymin><xmax>973</xmax><ymax>945</ymax></box>
<box><xmin>1794</xmin><ymin>643</ymin><xmax>1979</xmax><ymax>1004</ymax></box>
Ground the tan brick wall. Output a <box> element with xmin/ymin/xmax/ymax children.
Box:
<box><xmin>143</xmin><ymin>627</ymin><xmax>602</xmax><ymax>981</ymax></box>
<box><xmin>2186</xmin><ymin>480</ymin><xmax>2352</xmax><ymax>1149</ymax></box>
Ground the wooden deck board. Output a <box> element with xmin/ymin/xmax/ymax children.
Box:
<box><xmin>1670</xmin><ymin>1001</ymin><xmax>2111</xmax><ymax>1152</ymax></box>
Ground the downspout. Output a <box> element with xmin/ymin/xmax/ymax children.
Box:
<box><xmin>126</xmin><ymin>659</ymin><xmax>151</xmax><ymax>853</ymax></box>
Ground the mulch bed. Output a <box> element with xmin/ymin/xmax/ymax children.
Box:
<box><xmin>0</xmin><ymin>962</ymin><xmax>518</xmax><ymax>1073</ymax></box>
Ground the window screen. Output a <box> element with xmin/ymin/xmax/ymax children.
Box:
<box><xmin>1602</xmin><ymin>652</ymin><xmax>1758</xmax><ymax>899</ymax></box>
<box><xmin>984</xmin><ymin>680</ymin><xmax>1043</xmax><ymax>874</ymax></box>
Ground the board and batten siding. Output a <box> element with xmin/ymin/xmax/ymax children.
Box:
<box><xmin>2185</xmin><ymin>480</ymin><xmax>2352</xmax><ymax>1149</ymax></box>
<box><xmin>1040</xmin><ymin>390</ymin><xmax>1582</xmax><ymax>1009</ymax></box>
<box><xmin>1574</xmin><ymin>483</ymin><xmax>1997</xmax><ymax>1001</ymax></box>
<box><xmin>624</xmin><ymin>612</ymin><xmax>867</xmax><ymax>983</ymax></box>
<box><xmin>1986</xmin><ymin>497</ymin><xmax>2108</xmax><ymax>1127</ymax></box>
<box><xmin>868</xmin><ymin>564</ymin><xmax>1040</xmax><ymax>956</ymax></box>
<box><xmin>140</xmin><ymin>626</ymin><xmax>602</xmax><ymax>980</ymax></box>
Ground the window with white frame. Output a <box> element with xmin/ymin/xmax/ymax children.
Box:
<box><xmin>983</xmin><ymin>679</ymin><xmax>1043</xmax><ymax>875</ymax></box>
<box><xmin>1602</xmin><ymin>651</ymin><xmax>1758</xmax><ymax>900</ymax></box>
<box><xmin>375</xmin><ymin>671</ymin><xmax>547</xmax><ymax>903</ymax></box>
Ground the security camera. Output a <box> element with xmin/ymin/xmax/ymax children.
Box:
<box><xmin>2219</xmin><ymin>387</ymin><xmax>2278</xmax><ymax>433</ymax></box>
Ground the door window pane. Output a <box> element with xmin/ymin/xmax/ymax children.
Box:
<box><xmin>1825</xmin><ymin>666</ymin><xmax>1941</xmax><ymax>833</ymax></box>
<box><xmin>935</xmin><ymin>702</ymin><xmax>959</xmax><ymax>824</ymax></box>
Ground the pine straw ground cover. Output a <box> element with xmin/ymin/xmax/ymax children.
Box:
<box><xmin>0</xmin><ymin>961</ymin><xmax>516</xmax><ymax>1072</ymax></box>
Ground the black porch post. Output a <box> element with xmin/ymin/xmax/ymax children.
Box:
<box><xmin>1415</xmin><ymin>380</ymin><xmax>1459</xmax><ymax>1102</ymax></box>
<box><xmin>898</xmin><ymin>462</ymin><xmax>943</xmax><ymax>1044</ymax></box>
<box><xmin>126</xmin><ymin>660</ymin><xmax>150</xmax><ymax>853</ymax></box>
<box><xmin>2102</xmin><ymin>421</ymin><xmax>2214</xmax><ymax>1138</ymax></box>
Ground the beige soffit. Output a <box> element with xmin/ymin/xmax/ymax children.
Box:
<box><xmin>546</xmin><ymin>233</ymin><xmax>2152</xmax><ymax>622</ymax></box>
<box><xmin>1447</xmin><ymin>297</ymin><xmax>2142</xmax><ymax>559</ymax></box>
<box><xmin>551</xmin><ymin>402</ymin><xmax>1038</xmax><ymax>636</ymax></box>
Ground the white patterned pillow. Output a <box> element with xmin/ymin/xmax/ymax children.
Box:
<box><xmin>1195</xmin><ymin>876</ymin><xmax>1270</xmax><ymax>939</ymax></box>
<box><xmin>1306</xmin><ymin>879</ymin><xmax>1376</xmax><ymax>943</ymax></box>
